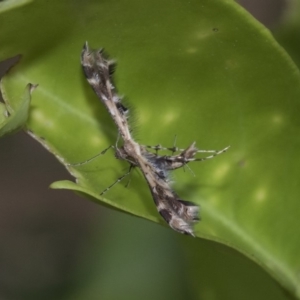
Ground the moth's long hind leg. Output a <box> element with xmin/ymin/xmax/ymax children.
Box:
<box><xmin>144</xmin><ymin>144</ymin><xmax>227</xmax><ymax>155</ymax></box>
<box><xmin>188</xmin><ymin>145</ymin><xmax>230</xmax><ymax>163</ymax></box>
<box><xmin>179</xmin><ymin>146</ymin><xmax>228</xmax><ymax>176</ymax></box>
<box><xmin>144</xmin><ymin>134</ymin><xmax>229</xmax><ymax>156</ymax></box>
<box><xmin>143</xmin><ymin>135</ymin><xmax>181</xmax><ymax>155</ymax></box>
<box><xmin>143</xmin><ymin>144</ymin><xmax>185</xmax><ymax>155</ymax></box>
<box><xmin>100</xmin><ymin>165</ymin><xmax>134</xmax><ymax>196</ymax></box>
<box><xmin>66</xmin><ymin>145</ymin><xmax>114</xmax><ymax>167</ymax></box>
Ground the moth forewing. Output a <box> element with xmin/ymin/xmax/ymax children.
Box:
<box><xmin>81</xmin><ymin>43</ymin><xmax>131</xmax><ymax>141</ymax></box>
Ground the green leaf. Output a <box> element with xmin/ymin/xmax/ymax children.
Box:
<box><xmin>0</xmin><ymin>83</ymin><xmax>35</xmax><ymax>137</ymax></box>
<box><xmin>0</xmin><ymin>0</ymin><xmax>32</xmax><ymax>14</ymax></box>
<box><xmin>274</xmin><ymin>0</ymin><xmax>300</xmax><ymax>68</ymax></box>
<box><xmin>50</xmin><ymin>180</ymin><xmax>158</xmax><ymax>222</ymax></box>
<box><xmin>1</xmin><ymin>0</ymin><xmax>300</xmax><ymax>298</ymax></box>
<box><xmin>0</xmin><ymin>102</ymin><xmax>7</xmax><ymax>123</ymax></box>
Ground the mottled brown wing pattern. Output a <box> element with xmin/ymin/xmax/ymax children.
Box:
<box><xmin>81</xmin><ymin>44</ymin><xmax>131</xmax><ymax>141</ymax></box>
<box><xmin>79</xmin><ymin>42</ymin><xmax>229</xmax><ymax>236</ymax></box>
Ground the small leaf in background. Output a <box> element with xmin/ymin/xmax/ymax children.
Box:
<box><xmin>0</xmin><ymin>83</ymin><xmax>37</xmax><ymax>137</ymax></box>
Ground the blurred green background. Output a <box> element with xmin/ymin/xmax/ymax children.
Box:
<box><xmin>1</xmin><ymin>0</ymin><xmax>299</xmax><ymax>299</ymax></box>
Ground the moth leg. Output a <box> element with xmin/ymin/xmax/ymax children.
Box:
<box><xmin>66</xmin><ymin>145</ymin><xmax>114</xmax><ymax>166</ymax></box>
<box><xmin>100</xmin><ymin>165</ymin><xmax>134</xmax><ymax>195</ymax></box>
<box><xmin>188</xmin><ymin>145</ymin><xmax>230</xmax><ymax>163</ymax></box>
<box><xmin>124</xmin><ymin>168</ymin><xmax>134</xmax><ymax>188</ymax></box>
<box><xmin>143</xmin><ymin>135</ymin><xmax>182</xmax><ymax>155</ymax></box>
<box><xmin>182</xmin><ymin>163</ymin><xmax>196</xmax><ymax>177</ymax></box>
<box><xmin>144</xmin><ymin>134</ymin><xmax>228</xmax><ymax>156</ymax></box>
<box><xmin>195</xmin><ymin>148</ymin><xmax>229</xmax><ymax>154</ymax></box>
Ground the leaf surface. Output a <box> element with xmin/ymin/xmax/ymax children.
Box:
<box><xmin>1</xmin><ymin>1</ymin><xmax>300</xmax><ymax>297</ymax></box>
